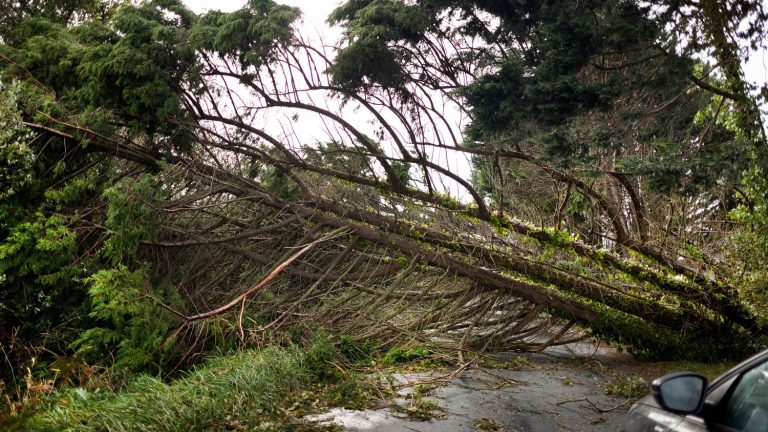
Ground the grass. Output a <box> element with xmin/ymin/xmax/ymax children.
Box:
<box><xmin>4</xmin><ymin>337</ymin><xmax>455</xmax><ymax>431</ymax></box>
<box><xmin>16</xmin><ymin>339</ymin><xmax>361</xmax><ymax>432</ymax></box>
<box><xmin>602</xmin><ymin>359</ymin><xmax>738</xmax><ymax>400</ymax></box>
<box><xmin>657</xmin><ymin>360</ymin><xmax>736</xmax><ymax>380</ymax></box>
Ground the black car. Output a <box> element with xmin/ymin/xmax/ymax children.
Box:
<box><xmin>620</xmin><ymin>348</ymin><xmax>768</xmax><ymax>431</ymax></box>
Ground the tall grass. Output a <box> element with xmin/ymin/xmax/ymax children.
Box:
<box><xmin>24</xmin><ymin>342</ymin><xmax>335</xmax><ymax>431</ymax></box>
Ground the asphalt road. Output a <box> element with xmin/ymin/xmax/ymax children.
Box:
<box><xmin>308</xmin><ymin>342</ymin><xmax>639</xmax><ymax>431</ymax></box>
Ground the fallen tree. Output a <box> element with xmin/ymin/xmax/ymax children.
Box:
<box><xmin>1</xmin><ymin>0</ymin><xmax>767</xmax><ymax>376</ymax></box>
<box><xmin>17</xmin><ymin>113</ymin><xmax>762</xmax><ymax>360</ymax></box>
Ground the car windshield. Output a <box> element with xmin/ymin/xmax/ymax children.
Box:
<box><xmin>719</xmin><ymin>361</ymin><xmax>768</xmax><ymax>432</ymax></box>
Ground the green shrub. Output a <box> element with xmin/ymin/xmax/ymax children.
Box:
<box><xmin>70</xmin><ymin>265</ymin><xmax>181</xmax><ymax>371</ymax></box>
<box><xmin>382</xmin><ymin>345</ymin><xmax>430</xmax><ymax>365</ymax></box>
<box><xmin>338</xmin><ymin>336</ymin><xmax>374</xmax><ymax>363</ymax></box>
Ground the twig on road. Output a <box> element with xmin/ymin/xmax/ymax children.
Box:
<box><xmin>556</xmin><ymin>397</ymin><xmax>631</xmax><ymax>413</ymax></box>
<box><xmin>585</xmin><ymin>397</ymin><xmax>632</xmax><ymax>413</ymax></box>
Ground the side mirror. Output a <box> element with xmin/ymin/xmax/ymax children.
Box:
<box><xmin>651</xmin><ymin>372</ymin><xmax>708</xmax><ymax>414</ymax></box>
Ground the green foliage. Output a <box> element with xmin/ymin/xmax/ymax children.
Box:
<box><xmin>262</xmin><ymin>167</ymin><xmax>300</xmax><ymax>199</ymax></box>
<box><xmin>381</xmin><ymin>344</ymin><xmax>429</xmax><ymax>365</ymax></box>
<box><xmin>301</xmin><ymin>333</ymin><xmax>340</xmax><ymax>379</ymax></box>
<box><xmin>2</xmin><ymin>1</ymin><xmax>199</xmax><ymax>151</ymax></box>
<box><xmin>102</xmin><ymin>175</ymin><xmax>161</xmax><ymax>264</ymax></box>
<box><xmin>729</xmin><ymin>166</ymin><xmax>768</xmax><ymax>320</ymax></box>
<box><xmin>0</xmin><ymin>80</ymin><xmax>36</xmax><ymax>201</ymax></box>
<box><xmin>0</xmin><ymin>78</ymin><xmax>118</xmax><ymax>391</ymax></box>
<box><xmin>70</xmin><ymin>265</ymin><xmax>180</xmax><ymax>370</ymax></box>
<box><xmin>530</xmin><ymin>226</ymin><xmax>578</xmax><ymax>247</ymax></box>
<box><xmin>563</xmin><ymin>192</ymin><xmax>592</xmax><ymax>225</ymax></box>
<box><xmin>328</xmin><ymin>0</ymin><xmax>428</xmax><ymax>92</ymax></box>
<box><xmin>0</xmin><ymin>0</ymin><xmax>635</xmax><ymax>417</ymax></box>
<box><xmin>585</xmin><ymin>302</ymin><xmax>756</xmax><ymax>362</ymax></box>
<box><xmin>331</xmin><ymin>0</ymin><xmax>664</xmax><ymax>133</ymax></box>
<box><xmin>586</xmin><ymin>307</ymin><xmax>678</xmax><ymax>360</ymax></box>
<box><xmin>191</xmin><ymin>0</ymin><xmax>299</xmax><ymax>68</ymax></box>
<box><xmin>338</xmin><ymin>336</ymin><xmax>374</xmax><ymax>363</ymax></box>
<box><xmin>391</xmin><ymin>161</ymin><xmax>411</xmax><ymax>185</ymax></box>
<box><xmin>330</xmin><ymin>0</ymin><xmax>751</xmax><ymax>244</ymax></box>
<box><xmin>603</xmin><ymin>375</ymin><xmax>648</xmax><ymax>399</ymax></box>
<box><xmin>1</xmin><ymin>213</ymin><xmax>76</xmax><ymax>279</ymax></box>
<box><xmin>616</xmin><ymin>132</ymin><xmax>744</xmax><ymax>196</ymax></box>
<box><xmin>0</xmin><ymin>211</ymin><xmax>84</xmax><ymax>339</ymax></box>
<box><xmin>0</xmin><ymin>0</ymin><xmax>118</xmax><ymax>45</ymax></box>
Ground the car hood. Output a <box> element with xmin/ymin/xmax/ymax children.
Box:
<box><xmin>621</xmin><ymin>394</ymin><xmax>689</xmax><ymax>432</ymax></box>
